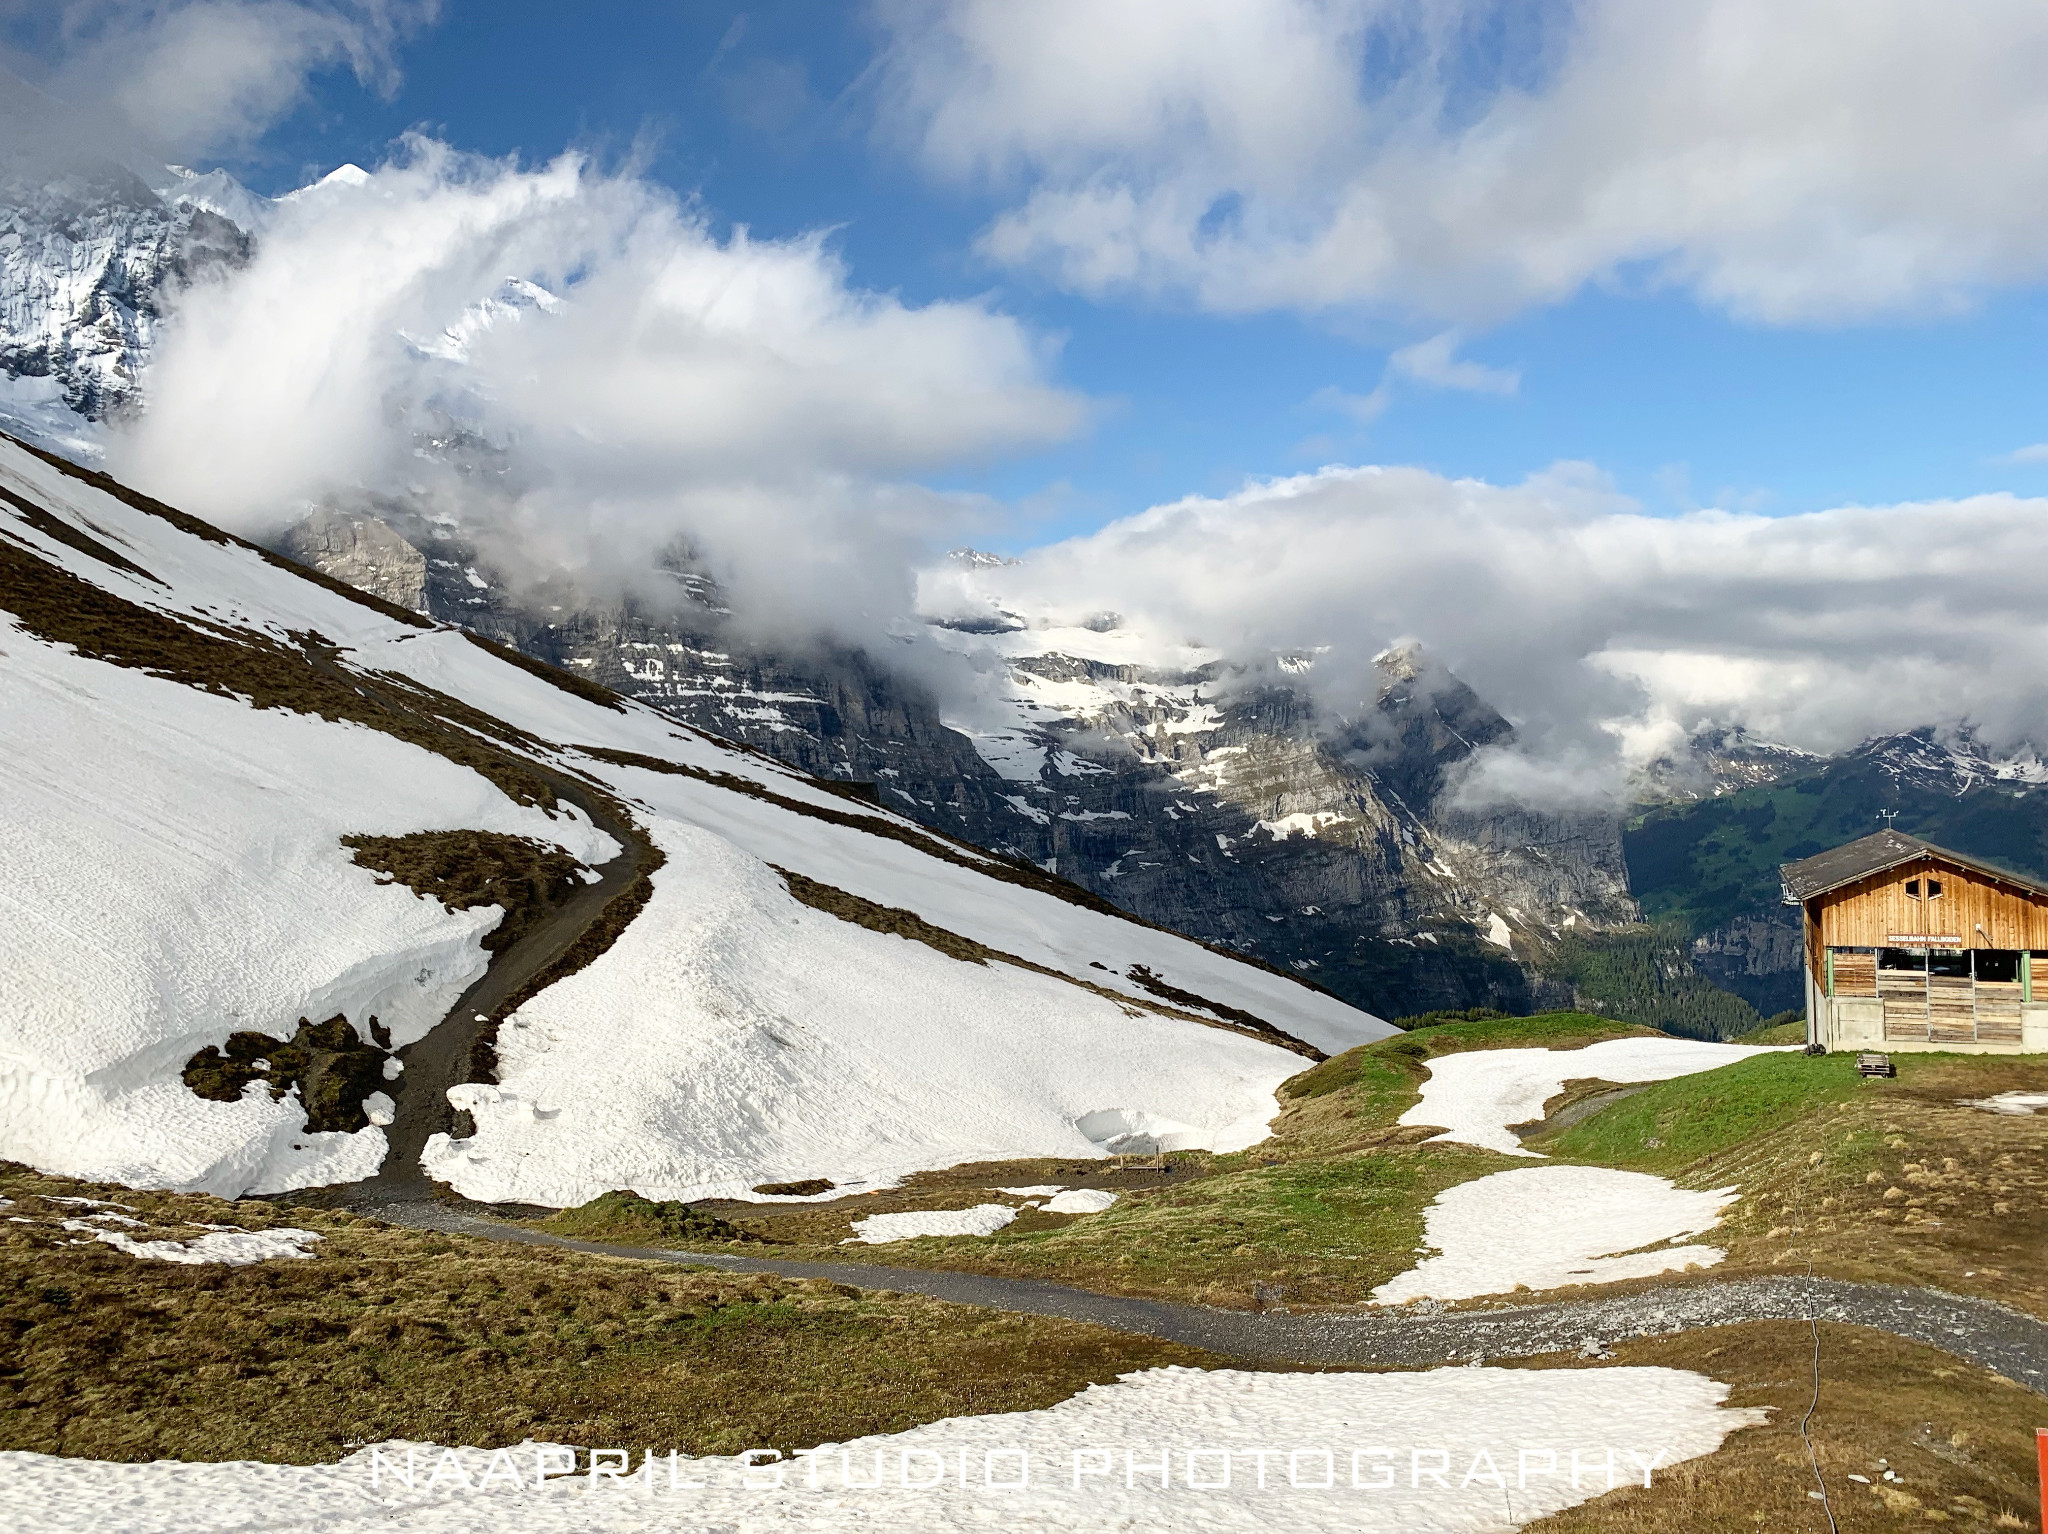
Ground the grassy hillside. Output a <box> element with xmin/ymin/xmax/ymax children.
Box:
<box><xmin>0</xmin><ymin>1164</ymin><xmax>1211</xmax><ymax>1464</ymax></box>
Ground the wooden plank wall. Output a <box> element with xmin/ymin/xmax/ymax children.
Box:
<box><xmin>1814</xmin><ymin>856</ymin><xmax>2048</xmax><ymax>950</ymax></box>
<box><xmin>1975</xmin><ymin>981</ymin><xmax>2024</xmax><ymax>1041</ymax></box>
<box><xmin>1832</xmin><ymin>950</ymin><xmax>1877</xmax><ymax>997</ymax></box>
<box><xmin>1879</xmin><ymin>956</ymin><xmax>1930</xmax><ymax>1042</ymax></box>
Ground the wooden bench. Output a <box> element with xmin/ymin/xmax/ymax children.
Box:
<box><xmin>1856</xmin><ymin>1052</ymin><xmax>1896</xmax><ymax>1078</ymax></box>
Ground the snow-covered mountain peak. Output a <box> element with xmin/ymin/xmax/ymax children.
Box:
<box><xmin>0</xmin><ymin>141</ymin><xmax>264</xmax><ymax>451</ymax></box>
<box><xmin>148</xmin><ymin>164</ymin><xmax>274</xmax><ymax>231</ymax></box>
<box><xmin>1850</xmin><ymin>726</ymin><xmax>2048</xmax><ymax>794</ymax></box>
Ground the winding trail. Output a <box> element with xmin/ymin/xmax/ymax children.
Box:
<box><xmin>340</xmin><ymin>761</ymin><xmax>655</xmax><ymax>1206</ymax></box>
<box><xmin>370</xmin><ymin>1199</ymin><xmax>2048</xmax><ymax>1396</ymax></box>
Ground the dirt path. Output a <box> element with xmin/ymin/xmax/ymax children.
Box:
<box><xmin>366</xmin><ymin>1199</ymin><xmax>2048</xmax><ymax>1394</ymax></box>
<box><xmin>339</xmin><ymin>773</ymin><xmax>653</xmax><ymax>1207</ymax></box>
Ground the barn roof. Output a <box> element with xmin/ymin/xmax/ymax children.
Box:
<box><xmin>1780</xmin><ymin>829</ymin><xmax>2048</xmax><ymax>903</ymax></box>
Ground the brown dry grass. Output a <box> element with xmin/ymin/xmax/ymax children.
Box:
<box><xmin>0</xmin><ymin>1166</ymin><xmax>1214</xmax><ymax>1465</ymax></box>
<box><xmin>182</xmin><ymin>1014</ymin><xmax>391</xmax><ymax>1133</ymax></box>
<box><xmin>341</xmin><ymin>830</ymin><xmax>590</xmax><ymax>954</ymax></box>
<box><xmin>1521</xmin><ymin>1322</ymin><xmax>2045</xmax><ymax>1532</ymax></box>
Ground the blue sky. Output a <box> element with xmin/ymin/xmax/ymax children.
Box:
<box><xmin>195</xmin><ymin>0</ymin><xmax>2048</xmax><ymax>546</ymax></box>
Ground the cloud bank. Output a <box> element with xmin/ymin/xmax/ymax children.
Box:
<box><xmin>878</xmin><ymin>0</ymin><xmax>2048</xmax><ymax>324</ymax></box>
<box><xmin>112</xmin><ymin>137</ymin><xmax>1086</xmax><ymax>646</ymax></box>
<box><xmin>4</xmin><ymin>0</ymin><xmax>437</xmax><ymax>161</ymax></box>
<box><xmin>925</xmin><ymin>463</ymin><xmax>2048</xmax><ymax>802</ymax></box>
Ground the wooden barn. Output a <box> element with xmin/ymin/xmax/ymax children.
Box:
<box><xmin>1782</xmin><ymin>829</ymin><xmax>2048</xmax><ymax>1054</ymax></box>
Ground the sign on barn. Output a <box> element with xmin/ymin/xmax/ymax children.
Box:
<box><xmin>1781</xmin><ymin>829</ymin><xmax>2048</xmax><ymax>1054</ymax></box>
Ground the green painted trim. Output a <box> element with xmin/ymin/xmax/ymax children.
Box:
<box><xmin>1825</xmin><ymin>947</ymin><xmax>1835</xmax><ymax>998</ymax></box>
<box><xmin>2024</xmin><ymin>950</ymin><xmax>2033</xmax><ymax>1003</ymax></box>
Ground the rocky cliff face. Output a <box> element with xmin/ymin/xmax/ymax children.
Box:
<box><xmin>262</xmin><ymin>511</ymin><xmax>1642</xmax><ymax>1019</ymax></box>
<box><xmin>275</xmin><ymin>508</ymin><xmax>429</xmax><ymax>614</ymax></box>
<box><xmin>0</xmin><ymin>161</ymin><xmax>252</xmax><ymax>438</ymax></box>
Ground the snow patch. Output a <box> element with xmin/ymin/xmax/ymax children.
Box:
<box><xmin>1043</xmin><ymin>1188</ymin><xmax>1119</xmax><ymax>1215</ymax></box>
<box><xmin>1400</xmin><ymin>1038</ymin><xmax>1791</xmax><ymax>1157</ymax></box>
<box><xmin>0</xmin><ymin>1364</ymin><xmax>1767</xmax><ymax>1532</ymax></box>
<box><xmin>63</xmin><ymin>1223</ymin><xmax>323</xmax><ymax>1266</ymax></box>
<box><xmin>1964</xmin><ymin>1090</ymin><xmax>2048</xmax><ymax>1116</ymax></box>
<box><xmin>422</xmin><ymin>824</ymin><xmax>1305</xmax><ymax>1205</ymax></box>
<box><xmin>845</xmin><ymin>1204</ymin><xmax>1019</xmax><ymax>1243</ymax></box>
<box><xmin>1371</xmin><ymin>1166</ymin><xmax>1736</xmax><ymax>1303</ymax></box>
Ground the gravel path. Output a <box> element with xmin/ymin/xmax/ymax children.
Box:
<box><xmin>378</xmin><ymin>1201</ymin><xmax>2048</xmax><ymax>1395</ymax></box>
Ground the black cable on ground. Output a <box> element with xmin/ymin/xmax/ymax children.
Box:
<box><xmin>1790</xmin><ymin>1156</ymin><xmax>1840</xmax><ymax>1534</ymax></box>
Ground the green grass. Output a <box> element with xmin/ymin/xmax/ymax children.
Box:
<box><xmin>542</xmin><ymin>1189</ymin><xmax>754</xmax><ymax>1246</ymax></box>
<box><xmin>1537</xmin><ymin>1050</ymin><xmax>1867</xmax><ymax>1175</ymax></box>
<box><xmin>1393</xmin><ymin>1009</ymin><xmax>1664</xmax><ymax>1057</ymax></box>
<box><xmin>1277</xmin><ymin>1012</ymin><xmax>1662</xmax><ymax>1148</ymax></box>
<box><xmin>761</xmin><ymin>1014</ymin><xmax>1674</xmax><ymax>1305</ymax></box>
<box><xmin>1734</xmin><ymin>1016</ymin><xmax>1806</xmax><ymax>1045</ymax></box>
<box><xmin>849</xmin><ymin>1143</ymin><xmax>1512</xmax><ymax>1308</ymax></box>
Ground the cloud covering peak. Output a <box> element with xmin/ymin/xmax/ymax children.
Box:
<box><xmin>925</xmin><ymin>462</ymin><xmax>2048</xmax><ymax>803</ymax></box>
<box><xmin>112</xmin><ymin>136</ymin><xmax>1086</xmax><ymax>646</ymax></box>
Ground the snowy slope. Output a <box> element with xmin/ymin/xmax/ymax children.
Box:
<box><xmin>421</xmin><ymin>821</ymin><xmax>1297</xmax><ymax>1206</ymax></box>
<box><xmin>0</xmin><ymin>435</ymin><xmax>1390</xmax><ymax>1203</ymax></box>
<box><xmin>0</xmin><ymin>447</ymin><xmax>618</xmax><ymax>1197</ymax></box>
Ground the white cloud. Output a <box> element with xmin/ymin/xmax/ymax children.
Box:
<box><xmin>1308</xmin><ymin>330</ymin><xmax>1513</xmax><ymax>433</ymax></box>
<box><xmin>18</xmin><ymin>0</ymin><xmax>437</xmax><ymax>159</ymax></box>
<box><xmin>1996</xmin><ymin>442</ymin><xmax>2048</xmax><ymax>465</ymax></box>
<box><xmin>1309</xmin><ymin>383</ymin><xmax>1389</xmax><ymax>427</ymax></box>
<box><xmin>1389</xmin><ymin>330</ymin><xmax>1517</xmax><ymax>395</ymax></box>
<box><xmin>110</xmin><ymin>137</ymin><xmax>1086</xmax><ymax>649</ymax></box>
<box><xmin>877</xmin><ymin>0</ymin><xmax>2048</xmax><ymax>325</ymax></box>
<box><xmin>942</xmin><ymin>463</ymin><xmax>2048</xmax><ymax>802</ymax></box>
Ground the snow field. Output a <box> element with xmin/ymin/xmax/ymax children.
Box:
<box><xmin>1371</xmin><ymin>1166</ymin><xmax>1738</xmax><ymax>1303</ymax></box>
<box><xmin>1</xmin><ymin>436</ymin><xmax>1389</xmax><ymax>1208</ymax></box>
<box><xmin>558</xmin><ymin>750</ymin><xmax>1389</xmax><ymax>1059</ymax></box>
<box><xmin>0</xmin><ymin>1363</ymin><xmax>1767</xmax><ymax>1533</ymax></box>
<box><xmin>423</xmin><ymin>822</ymin><xmax>1304</xmax><ymax>1205</ymax></box>
<box><xmin>1399</xmin><ymin>1038</ymin><xmax>1793</xmax><ymax>1157</ymax></box>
